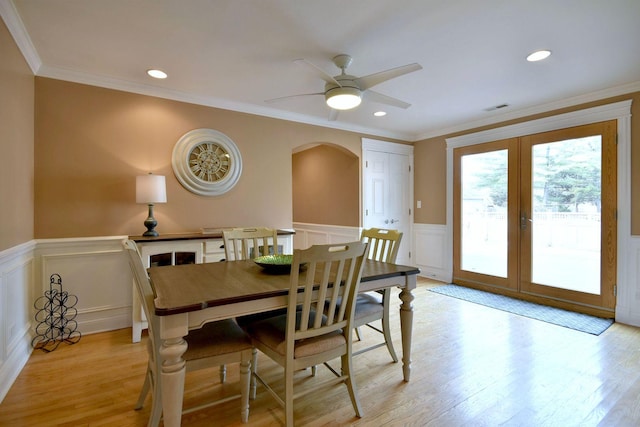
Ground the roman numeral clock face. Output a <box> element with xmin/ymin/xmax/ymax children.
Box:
<box><xmin>189</xmin><ymin>143</ymin><xmax>230</xmax><ymax>182</ymax></box>
<box><xmin>172</xmin><ymin>129</ymin><xmax>242</xmax><ymax>196</ymax></box>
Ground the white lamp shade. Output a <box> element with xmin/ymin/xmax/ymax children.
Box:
<box><xmin>136</xmin><ymin>174</ymin><xmax>167</xmax><ymax>204</ymax></box>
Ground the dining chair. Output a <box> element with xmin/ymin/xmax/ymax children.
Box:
<box><xmin>352</xmin><ymin>227</ymin><xmax>402</xmax><ymax>362</ymax></box>
<box><xmin>244</xmin><ymin>241</ymin><xmax>369</xmax><ymax>427</ymax></box>
<box><xmin>124</xmin><ymin>240</ymin><xmax>253</xmax><ymax>426</ymax></box>
<box><xmin>222</xmin><ymin>227</ymin><xmax>280</xmax><ymax>261</ymax></box>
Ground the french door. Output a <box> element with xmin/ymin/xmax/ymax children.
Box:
<box><xmin>453</xmin><ymin>121</ymin><xmax>617</xmax><ymax>314</ymax></box>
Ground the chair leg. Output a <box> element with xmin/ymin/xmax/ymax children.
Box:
<box><xmin>342</xmin><ymin>352</ymin><xmax>363</xmax><ymax>418</ymax></box>
<box><xmin>250</xmin><ymin>348</ymin><xmax>258</xmax><ymax>400</ymax></box>
<box><xmin>149</xmin><ymin>372</ymin><xmax>163</xmax><ymax>427</ymax></box>
<box><xmin>134</xmin><ymin>368</ymin><xmax>151</xmax><ymax>410</ymax></box>
<box><xmin>239</xmin><ymin>355</ymin><xmax>251</xmax><ymax>423</ymax></box>
<box><xmin>354</xmin><ymin>327</ymin><xmax>362</xmax><ymax>341</ymax></box>
<box><xmin>284</xmin><ymin>363</ymin><xmax>295</xmax><ymax>427</ymax></box>
<box><xmin>382</xmin><ymin>312</ymin><xmax>398</xmax><ymax>363</ymax></box>
<box><xmin>219</xmin><ymin>364</ymin><xmax>227</xmax><ymax>383</ymax></box>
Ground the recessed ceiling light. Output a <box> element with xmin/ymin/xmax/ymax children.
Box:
<box><xmin>374</xmin><ymin>111</ymin><xmax>387</xmax><ymax>117</ymax></box>
<box><xmin>147</xmin><ymin>69</ymin><xmax>168</xmax><ymax>79</ymax></box>
<box><xmin>526</xmin><ymin>50</ymin><xmax>551</xmax><ymax>62</ymax></box>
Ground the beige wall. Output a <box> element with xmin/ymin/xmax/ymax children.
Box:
<box><xmin>292</xmin><ymin>144</ymin><xmax>359</xmax><ymax>226</ymax></box>
<box><xmin>34</xmin><ymin>78</ymin><xmax>385</xmax><ymax>238</ymax></box>
<box><xmin>414</xmin><ymin>92</ymin><xmax>640</xmax><ymax>235</ymax></box>
<box><xmin>0</xmin><ymin>19</ymin><xmax>34</xmax><ymax>252</ymax></box>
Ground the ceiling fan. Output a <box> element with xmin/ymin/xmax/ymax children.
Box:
<box><xmin>265</xmin><ymin>54</ymin><xmax>422</xmax><ymax>120</ymax></box>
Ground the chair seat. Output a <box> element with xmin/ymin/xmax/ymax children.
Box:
<box><xmin>246</xmin><ymin>311</ymin><xmax>345</xmax><ymax>359</ymax></box>
<box><xmin>185</xmin><ymin>319</ymin><xmax>252</xmax><ymax>360</ymax></box>
<box><xmin>236</xmin><ymin>308</ymin><xmax>288</xmax><ymax>329</ymax></box>
<box><xmin>354</xmin><ymin>293</ymin><xmax>384</xmax><ymax>319</ymax></box>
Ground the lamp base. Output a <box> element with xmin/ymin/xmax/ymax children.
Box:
<box><xmin>142</xmin><ymin>204</ymin><xmax>159</xmax><ymax>237</ymax></box>
<box><xmin>142</xmin><ymin>229</ymin><xmax>159</xmax><ymax>237</ymax></box>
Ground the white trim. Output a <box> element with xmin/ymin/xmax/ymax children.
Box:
<box><xmin>361</xmin><ymin>139</ymin><xmax>414</xmax><ymax>155</ymax></box>
<box><xmin>0</xmin><ymin>0</ymin><xmax>41</xmax><ymax>73</ymax></box>
<box><xmin>416</xmin><ymin>82</ymin><xmax>640</xmax><ymax>140</ymax></box>
<box><xmin>445</xmin><ymin>100</ymin><xmax>634</xmax><ymax>323</ymax></box>
<box><xmin>446</xmin><ymin>100</ymin><xmax>632</xmax><ymax>148</ymax></box>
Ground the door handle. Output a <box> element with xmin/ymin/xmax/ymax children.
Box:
<box><xmin>520</xmin><ymin>212</ymin><xmax>529</xmax><ymax>230</ymax></box>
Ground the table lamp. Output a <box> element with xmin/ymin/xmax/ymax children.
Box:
<box><xmin>136</xmin><ymin>173</ymin><xmax>167</xmax><ymax>237</ymax></box>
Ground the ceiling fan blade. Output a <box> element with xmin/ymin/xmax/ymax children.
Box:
<box><xmin>264</xmin><ymin>92</ymin><xmax>324</xmax><ymax>104</ymax></box>
<box><xmin>355</xmin><ymin>63</ymin><xmax>422</xmax><ymax>90</ymax></box>
<box><xmin>294</xmin><ymin>59</ymin><xmax>342</xmax><ymax>86</ymax></box>
<box><xmin>328</xmin><ymin>108</ymin><xmax>339</xmax><ymax>121</ymax></box>
<box><xmin>364</xmin><ymin>90</ymin><xmax>411</xmax><ymax>109</ymax></box>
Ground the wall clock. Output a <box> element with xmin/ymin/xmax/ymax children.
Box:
<box><xmin>172</xmin><ymin>128</ymin><xmax>242</xmax><ymax>196</ymax></box>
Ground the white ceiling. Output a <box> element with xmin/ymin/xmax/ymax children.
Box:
<box><xmin>3</xmin><ymin>0</ymin><xmax>640</xmax><ymax>141</ymax></box>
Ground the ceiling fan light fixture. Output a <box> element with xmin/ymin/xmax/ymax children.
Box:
<box><xmin>326</xmin><ymin>87</ymin><xmax>362</xmax><ymax>110</ymax></box>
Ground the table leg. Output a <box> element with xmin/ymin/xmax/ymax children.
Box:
<box><xmin>159</xmin><ymin>336</ymin><xmax>188</xmax><ymax>427</ymax></box>
<box><xmin>399</xmin><ymin>287</ymin><xmax>414</xmax><ymax>382</ymax></box>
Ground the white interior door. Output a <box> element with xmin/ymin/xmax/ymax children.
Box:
<box><xmin>363</xmin><ymin>139</ymin><xmax>413</xmax><ymax>265</ymax></box>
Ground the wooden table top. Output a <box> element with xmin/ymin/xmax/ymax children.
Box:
<box><xmin>148</xmin><ymin>259</ymin><xmax>420</xmax><ymax>316</ymax></box>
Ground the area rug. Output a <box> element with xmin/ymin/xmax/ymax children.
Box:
<box><xmin>429</xmin><ymin>284</ymin><xmax>614</xmax><ymax>335</ymax></box>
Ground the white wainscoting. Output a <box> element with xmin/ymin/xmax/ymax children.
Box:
<box><xmin>616</xmin><ymin>236</ymin><xmax>640</xmax><ymax>326</ymax></box>
<box><xmin>34</xmin><ymin>236</ymin><xmax>132</xmax><ymax>336</ymax></box>
<box><xmin>413</xmin><ymin>223</ymin><xmax>451</xmax><ymax>283</ymax></box>
<box><xmin>0</xmin><ymin>240</ymin><xmax>36</xmax><ymax>402</ymax></box>
<box><xmin>292</xmin><ymin>222</ymin><xmax>360</xmax><ymax>249</ymax></box>
<box><xmin>2</xmin><ymin>229</ymin><xmax>639</xmax><ymax>401</ymax></box>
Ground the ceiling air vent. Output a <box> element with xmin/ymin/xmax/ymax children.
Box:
<box><xmin>484</xmin><ymin>103</ymin><xmax>510</xmax><ymax>112</ymax></box>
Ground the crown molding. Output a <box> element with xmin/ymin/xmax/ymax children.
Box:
<box><xmin>36</xmin><ymin>64</ymin><xmax>415</xmax><ymax>142</ymax></box>
<box><xmin>416</xmin><ymin>80</ymin><xmax>640</xmax><ymax>141</ymax></box>
<box><xmin>0</xmin><ymin>0</ymin><xmax>41</xmax><ymax>73</ymax></box>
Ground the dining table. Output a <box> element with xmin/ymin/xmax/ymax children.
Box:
<box><xmin>147</xmin><ymin>258</ymin><xmax>420</xmax><ymax>427</ymax></box>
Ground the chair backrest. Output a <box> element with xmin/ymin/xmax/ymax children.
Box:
<box><xmin>287</xmin><ymin>241</ymin><xmax>368</xmax><ymax>344</ymax></box>
<box><xmin>360</xmin><ymin>228</ymin><xmax>403</xmax><ymax>263</ymax></box>
<box><xmin>124</xmin><ymin>239</ymin><xmax>161</xmax><ymax>357</ymax></box>
<box><xmin>222</xmin><ymin>227</ymin><xmax>279</xmax><ymax>261</ymax></box>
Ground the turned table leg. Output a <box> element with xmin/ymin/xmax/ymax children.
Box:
<box><xmin>399</xmin><ymin>287</ymin><xmax>415</xmax><ymax>382</ymax></box>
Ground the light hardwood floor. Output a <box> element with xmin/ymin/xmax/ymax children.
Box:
<box><xmin>2</xmin><ymin>278</ymin><xmax>640</xmax><ymax>426</ymax></box>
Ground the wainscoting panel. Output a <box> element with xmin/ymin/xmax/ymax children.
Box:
<box><xmin>35</xmin><ymin>237</ymin><xmax>131</xmax><ymax>335</ymax></box>
<box><xmin>0</xmin><ymin>240</ymin><xmax>36</xmax><ymax>402</ymax></box>
<box><xmin>413</xmin><ymin>223</ymin><xmax>451</xmax><ymax>283</ymax></box>
<box><xmin>292</xmin><ymin>223</ymin><xmax>360</xmax><ymax>250</ymax></box>
<box><xmin>616</xmin><ymin>236</ymin><xmax>640</xmax><ymax>327</ymax></box>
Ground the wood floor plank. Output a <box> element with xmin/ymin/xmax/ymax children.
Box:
<box><xmin>1</xmin><ymin>278</ymin><xmax>640</xmax><ymax>426</ymax></box>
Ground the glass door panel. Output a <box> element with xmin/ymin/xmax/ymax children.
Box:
<box><xmin>530</xmin><ymin>137</ymin><xmax>601</xmax><ymax>294</ymax></box>
<box><xmin>460</xmin><ymin>150</ymin><xmax>509</xmax><ymax>277</ymax></box>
